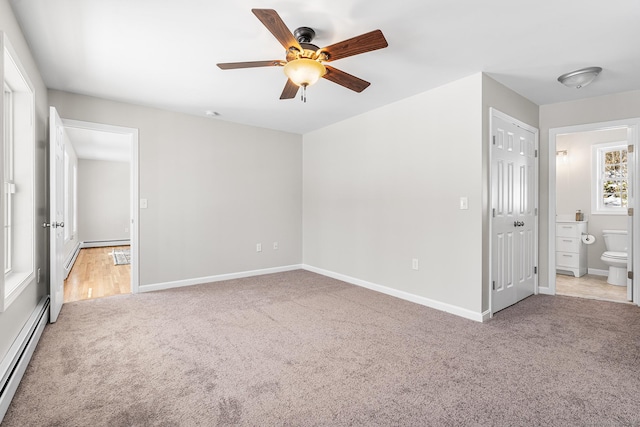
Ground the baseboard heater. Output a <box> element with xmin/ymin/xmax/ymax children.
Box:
<box><xmin>81</xmin><ymin>239</ymin><xmax>130</xmax><ymax>249</ymax></box>
<box><xmin>0</xmin><ymin>296</ymin><xmax>49</xmax><ymax>423</ymax></box>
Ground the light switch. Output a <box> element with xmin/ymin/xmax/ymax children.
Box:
<box><xmin>459</xmin><ymin>197</ymin><xmax>468</xmax><ymax>210</ymax></box>
<box><xmin>140</xmin><ymin>198</ymin><xmax>148</xmax><ymax>209</ymax></box>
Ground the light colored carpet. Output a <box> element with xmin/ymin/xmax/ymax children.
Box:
<box><xmin>3</xmin><ymin>270</ymin><xmax>640</xmax><ymax>426</ymax></box>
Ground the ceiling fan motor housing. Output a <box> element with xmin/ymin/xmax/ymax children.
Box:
<box><xmin>294</xmin><ymin>27</ymin><xmax>315</xmax><ymax>43</ymax></box>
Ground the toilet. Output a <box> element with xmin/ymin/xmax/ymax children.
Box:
<box><xmin>601</xmin><ymin>229</ymin><xmax>628</xmax><ymax>286</ymax></box>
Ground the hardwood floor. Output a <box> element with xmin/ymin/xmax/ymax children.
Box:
<box><xmin>64</xmin><ymin>246</ymin><xmax>131</xmax><ymax>303</ymax></box>
<box><xmin>556</xmin><ymin>273</ymin><xmax>629</xmax><ymax>303</ymax></box>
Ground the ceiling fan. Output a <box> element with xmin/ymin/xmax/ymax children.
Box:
<box><xmin>217</xmin><ymin>9</ymin><xmax>389</xmax><ymax>101</ymax></box>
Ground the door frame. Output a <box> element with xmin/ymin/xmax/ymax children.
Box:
<box><xmin>489</xmin><ymin>107</ymin><xmax>540</xmax><ymax>317</ymax></box>
<box><xmin>59</xmin><ymin>118</ymin><xmax>140</xmax><ymax>294</ymax></box>
<box><xmin>546</xmin><ymin>118</ymin><xmax>640</xmax><ymax>305</ymax></box>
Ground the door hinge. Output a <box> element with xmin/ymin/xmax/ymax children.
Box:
<box><xmin>629</xmin><ymin>208</ymin><xmax>634</xmax><ymax>216</ymax></box>
<box><xmin>534</xmin><ymin>266</ymin><xmax>537</xmax><ymax>274</ymax></box>
<box><xmin>628</xmin><ymin>144</ymin><xmax>634</xmax><ymax>153</ymax></box>
<box><xmin>492</xmin><ymin>208</ymin><xmax>496</xmax><ymax>218</ymax></box>
<box><xmin>534</xmin><ymin>208</ymin><xmax>538</xmax><ymax>216</ymax></box>
<box><xmin>492</xmin><ymin>281</ymin><xmax>496</xmax><ymax>290</ymax></box>
<box><xmin>628</xmin><ymin>271</ymin><xmax>634</xmax><ymax>280</ymax></box>
<box><xmin>534</xmin><ymin>149</ymin><xmax>538</xmax><ymax>158</ymax></box>
<box><xmin>492</xmin><ymin>135</ymin><xmax>496</xmax><ymax>145</ymax></box>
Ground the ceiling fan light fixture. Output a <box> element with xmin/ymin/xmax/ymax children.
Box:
<box><xmin>283</xmin><ymin>58</ymin><xmax>326</xmax><ymax>87</ymax></box>
<box><xmin>557</xmin><ymin>66</ymin><xmax>602</xmax><ymax>89</ymax></box>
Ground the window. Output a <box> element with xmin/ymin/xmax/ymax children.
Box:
<box><xmin>1</xmin><ymin>34</ymin><xmax>35</xmax><ymax>312</ymax></box>
<box><xmin>4</xmin><ymin>84</ymin><xmax>13</xmax><ymax>274</ymax></box>
<box><xmin>592</xmin><ymin>141</ymin><xmax>628</xmax><ymax>215</ymax></box>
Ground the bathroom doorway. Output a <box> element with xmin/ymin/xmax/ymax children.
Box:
<box><xmin>548</xmin><ymin>118</ymin><xmax>640</xmax><ymax>305</ymax></box>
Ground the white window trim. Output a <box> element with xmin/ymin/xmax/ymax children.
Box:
<box><xmin>4</xmin><ymin>83</ymin><xmax>13</xmax><ymax>275</ymax></box>
<box><xmin>591</xmin><ymin>140</ymin><xmax>628</xmax><ymax>215</ymax></box>
<box><xmin>1</xmin><ymin>33</ymin><xmax>36</xmax><ymax>312</ymax></box>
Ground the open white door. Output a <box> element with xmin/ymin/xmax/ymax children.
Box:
<box><xmin>628</xmin><ymin>134</ymin><xmax>635</xmax><ymax>302</ymax></box>
<box><xmin>48</xmin><ymin>107</ymin><xmax>65</xmax><ymax>322</ymax></box>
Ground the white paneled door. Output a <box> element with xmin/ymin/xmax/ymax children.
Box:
<box><xmin>48</xmin><ymin>107</ymin><xmax>66</xmax><ymax>322</ymax></box>
<box><xmin>491</xmin><ymin>109</ymin><xmax>538</xmax><ymax>313</ymax></box>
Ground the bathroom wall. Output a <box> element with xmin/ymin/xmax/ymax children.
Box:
<box><xmin>556</xmin><ymin>128</ymin><xmax>628</xmax><ymax>272</ymax></box>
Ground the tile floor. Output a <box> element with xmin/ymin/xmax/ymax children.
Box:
<box><xmin>556</xmin><ymin>273</ymin><xmax>629</xmax><ymax>303</ymax></box>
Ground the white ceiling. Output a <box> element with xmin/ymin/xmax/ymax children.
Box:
<box><xmin>65</xmin><ymin>126</ymin><xmax>131</xmax><ymax>162</ymax></box>
<box><xmin>9</xmin><ymin>0</ymin><xmax>640</xmax><ymax>135</ymax></box>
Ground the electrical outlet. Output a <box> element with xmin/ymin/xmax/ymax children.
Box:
<box><xmin>273</xmin><ymin>242</ymin><xmax>278</xmax><ymax>250</ymax></box>
<box><xmin>412</xmin><ymin>258</ymin><xmax>419</xmax><ymax>270</ymax></box>
<box><xmin>256</xmin><ymin>243</ymin><xmax>262</xmax><ymax>252</ymax></box>
<box><xmin>124</xmin><ymin>227</ymin><xmax>129</xmax><ymax>233</ymax></box>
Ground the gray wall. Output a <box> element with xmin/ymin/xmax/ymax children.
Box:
<box><xmin>302</xmin><ymin>73</ymin><xmax>539</xmax><ymax>317</ymax></box>
<box><xmin>539</xmin><ymin>90</ymin><xmax>640</xmax><ymax>287</ymax></box>
<box><xmin>48</xmin><ymin>90</ymin><xmax>302</xmax><ymax>286</ymax></box>
<box><xmin>303</xmin><ymin>74</ymin><xmax>484</xmax><ymax>315</ymax></box>
<box><xmin>78</xmin><ymin>159</ymin><xmax>130</xmax><ymax>243</ymax></box>
<box><xmin>0</xmin><ymin>0</ymin><xmax>48</xmax><ymax>362</ymax></box>
<box><xmin>556</xmin><ymin>128</ymin><xmax>628</xmax><ymax>271</ymax></box>
<box><xmin>481</xmin><ymin>75</ymin><xmax>539</xmax><ymax>312</ymax></box>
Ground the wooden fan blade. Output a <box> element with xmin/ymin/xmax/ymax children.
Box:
<box><xmin>280</xmin><ymin>79</ymin><xmax>299</xmax><ymax>99</ymax></box>
<box><xmin>217</xmin><ymin>60</ymin><xmax>282</xmax><ymax>70</ymax></box>
<box><xmin>252</xmin><ymin>9</ymin><xmax>302</xmax><ymax>52</ymax></box>
<box><xmin>320</xmin><ymin>29</ymin><xmax>388</xmax><ymax>62</ymax></box>
<box><xmin>322</xmin><ymin>66</ymin><xmax>371</xmax><ymax>93</ymax></box>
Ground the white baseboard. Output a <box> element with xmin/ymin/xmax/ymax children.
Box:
<box><xmin>139</xmin><ymin>264</ymin><xmax>304</xmax><ymax>293</ymax></box>
<box><xmin>82</xmin><ymin>239</ymin><xmax>130</xmax><ymax>249</ymax></box>
<box><xmin>588</xmin><ymin>268</ymin><xmax>608</xmax><ymax>277</ymax></box>
<box><xmin>0</xmin><ymin>296</ymin><xmax>49</xmax><ymax>423</ymax></box>
<box><xmin>302</xmin><ymin>265</ymin><xmax>487</xmax><ymax>323</ymax></box>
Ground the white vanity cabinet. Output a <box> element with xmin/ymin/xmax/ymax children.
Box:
<box><xmin>556</xmin><ymin>221</ymin><xmax>587</xmax><ymax>277</ymax></box>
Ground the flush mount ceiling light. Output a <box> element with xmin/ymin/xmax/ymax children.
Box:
<box><xmin>557</xmin><ymin>66</ymin><xmax>602</xmax><ymax>89</ymax></box>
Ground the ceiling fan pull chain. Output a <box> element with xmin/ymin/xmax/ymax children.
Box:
<box><xmin>301</xmin><ymin>84</ymin><xmax>307</xmax><ymax>103</ymax></box>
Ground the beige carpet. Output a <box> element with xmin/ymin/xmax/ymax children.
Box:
<box><xmin>4</xmin><ymin>270</ymin><xmax>640</xmax><ymax>426</ymax></box>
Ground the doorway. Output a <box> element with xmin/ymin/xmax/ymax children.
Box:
<box><xmin>53</xmin><ymin>118</ymin><xmax>139</xmax><ymax>304</ymax></box>
<box><xmin>548</xmin><ymin>118</ymin><xmax>640</xmax><ymax>305</ymax></box>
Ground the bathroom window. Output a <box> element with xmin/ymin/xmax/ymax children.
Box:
<box><xmin>592</xmin><ymin>141</ymin><xmax>628</xmax><ymax>215</ymax></box>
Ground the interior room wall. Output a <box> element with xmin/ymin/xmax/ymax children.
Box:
<box><xmin>539</xmin><ymin>90</ymin><xmax>640</xmax><ymax>288</ymax></box>
<box><xmin>48</xmin><ymin>89</ymin><xmax>302</xmax><ymax>286</ymax></box>
<box><xmin>303</xmin><ymin>73</ymin><xmax>484</xmax><ymax>316</ymax></box>
<box><xmin>556</xmin><ymin>129</ymin><xmax>628</xmax><ymax>272</ymax></box>
<box><xmin>78</xmin><ymin>159</ymin><xmax>130</xmax><ymax>244</ymax></box>
<box><xmin>0</xmin><ymin>0</ymin><xmax>48</xmax><ymax>366</ymax></box>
